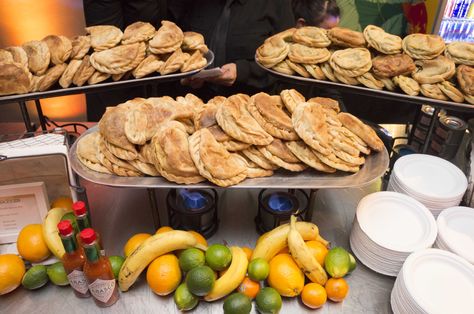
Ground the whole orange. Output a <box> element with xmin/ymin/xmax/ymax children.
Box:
<box><xmin>306</xmin><ymin>240</ymin><xmax>329</xmax><ymax>266</ymax></box>
<box><xmin>325</xmin><ymin>277</ymin><xmax>349</xmax><ymax>302</ymax></box>
<box><xmin>238</xmin><ymin>277</ymin><xmax>261</xmax><ymax>299</ymax></box>
<box><xmin>17</xmin><ymin>224</ymin><xmax>50</xmax><ymax>262</ymax></box>
<box><xmin>155</xmin><ymin>226</ymin><xmax>173</xmax><ymax>234</ymax></box>
<box><xmin>123</xmin><ymin>233</ymin><xmax>151</xmax><ymax>257</ymax></box>
<box><xmin>146</xmin><ymin>254</ymin><xmax>182</xmax><ymax>296</ymax></box>
<box><xmin>301</xmin><ymin>283</ymin><xmax>327</xmax><ymax>309</ymax></box>
<box><xmin>0</xmin><ymin>254</ymin><xmax>26</xmax><ymax>295</ymax></box>
<box><xmin>188</xmin><ymin>230</ymin><xmax>208</xmax><ymax>247</ymax></box>
<box><xmin>267</xmin><ymin>253</ymin><xmax>304</xmax><ymax>297</ymax></box>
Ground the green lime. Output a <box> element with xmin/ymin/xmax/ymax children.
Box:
<box><xmin>205</xmin><ymin>244</ymin><xmax>232</xmax><ymax>271</ymax></box>
<box><xmin>109</xmin><ymin>255</ymin><xmax>125</xmax><ymax>280</ymax></box>
<box><xmin>61</xmin><ymin>212</ymin><xmax>79</xmax><ymax>236</ymax></box>
<box><xmin>324</xmin><ymin>247</ymin><xmax>351</xmax><ymax>278</ymax></box>
<box><xmin>255</xmin><ymin>287</ymin><xmax>282</xmax><ymax>314</ymax></box>
<box><xmin>22</xmin><ymin>265</ymin><xmax>49</xmax><ymax>290</ymax></box>
<box><xmin>46</xmin><ymin>262</ymin><xmax>69</xmax><ymax>286</ymax></box>
<box><xmin>179</xmin><ymin>248</ymin><xmax>205</xmax><ymax>272</ymax></box>
<box><xmin>174</xmin><ymin>283</ymin><xmax>199</xmax><ymax>311</ymax></box>
<box><xmin>248</xmin><ymin>258</ymin><xmax>270</xmax><ymax>281</ymax></box>
<box><xmin>223</xmin><ymin>292</ymin><xmax>252</xmax><ymax>314</ymax></box>
<box><xmin>348</xmin><ymin>253</ymin><xmax>357</xmax><ymax>272</ymax></box>
<box><xmin>185</xmin><ymin>265</ymin><xmax>215</xmax><ymax>296</ymax></box>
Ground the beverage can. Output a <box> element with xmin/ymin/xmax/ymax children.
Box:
<box><xmin>452</xmin><ymin>0</ymin><xmax>464</xmax><ymax>18</ymax></box>
<box><xmin>459</xmin><ymin>0</ymin><xmax>472</xmax><ymax>18</ymax></box>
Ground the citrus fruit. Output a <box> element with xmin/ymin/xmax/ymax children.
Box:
<box><xmin>188</xmin><ymin>230</ymin><xmax>208</xmax><ymax>247</ymax></box>
<box><xmin>123</xmin><ymin>233</ymin><xmax>151</xmax><ymax>257</ymax></box>
<box><xmin>306</xmin><ymin>240</ymin><xmax>329</xmax><ymax>266</ymax></box>
<box><xmin>248</xmin><ymin>258</ymin><xmax>270</xmax><ymax>281</ymax></box>
<box><xmin>0</xmin><ymin>254</ymin><xmax>26</xmax><ymax>295</ymax></box>
<box><xmin>17</xmin><ymin>224</ymin><xmax>51</xmax><ymax>263</ymax></box>
<box><xmin>242</xmin><ymin>247</ymin><xmax>253</xmax><ymax>261</ymax></box>
<box><xmin>223</xmin><ymin>292</ymin><xmax>252</xmax><ymax>314</ymax></box>
<box><xmin>61</xmin><ymin>212</ymin><xmax>79</xmax><ymax>236</ymax></box>
<box><xmin>325</xmin><ymin>277</ymin><xmax>349</xmax><ymax>302</ymax></box>
<box><xmin>185</xmin><ymin>265</ymin><xmax>215</xmax><ymax>296</ymax></box>
<box><xmin>147</xmin><ymin>254</ymin><xmax>181</xmax><ymax>296</ymax></box>
<box><xmin>255</xmin><ymin>287</ymin><xmax>282</xmax><ymax>314</ymax></box>
<box><xmin>155</xmin><ymin>226</ymin><xmax>173</xmax><ymax>234</ymax></box>
<box><xmin>205</xmin><ymin>244</ymin><xmax>232</xmax><ymax>271</ymax></box>
<box><xmin>238</xmin><ymin>277</ymin><xmax>260</xmax><ymax>299</ymax></box>
<box><xmin>174</xmin><ymin>283</ymin><xmax>199</xmax><ymax>311</ymax></box>
<box><xmin>267</xmin><ymin>253</ymin><xmax>304</xmax><ymax>297</ymax></box>
<box><xmin>277</xmin><ymin>246</ymin><xmax>289</xmax><ymax>255</ymax></box>
<box><xmin>51</xmin><ymin>196</ymin><xmax>73</xmax><ymax>211</ymax></box>
<box><xmin>324</xmin><ymin>247</ymin><xmax>351</xmax><ymax>278</ymax></box>
<box><xmin>47</xmin><ymin>262</ymin><xmax>69</xmax><ymax>286</ymax></box>
<box><xmin>179</xmin><ymin>248</ymin><xmax>205</xmax><ymax>272</ymax></box>
<box><xmin>109</xmin><ymin>255</ymin><xmax>125</xmax><ymax>280</ymax></box>
<box><xmin>348</xmin><ymin>253</ymin><xmax>357</xmax><ymax>272</ymax></box>
<box><xmin>22</xmin><ymin>265</ymin><xmax>48</xmax><ymax>290</ymax></box>
<box><xmin>301</xmin><ymin>283</ymin><xmax>327</xmax><ymax>309</ymax></box>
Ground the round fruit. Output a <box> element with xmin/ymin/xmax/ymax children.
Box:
<box><xmin>248</xmin><ymin>258</ymin><xmax>270</xmax><ymax>281</ymax></box>
<box><xmin>277</xmin><ymin>246</ymin><xmax>289</xmax><ymax>255</ymax></box>
<box><xmin>205</xmin><ymin>244</ymin><xmax>232</xmax><ymax>271</ymax></box>
<box><xmin>22</xmin><ymin>265</ymin><xmax>48</xmax><ymax>290</ymax></box>
<box><xmin>109</xmin><ymin>255</ymin><xmax>125</xmax><ymax>280</ymax></box>
<box><xmin>0</xmin><ymin>254</ymin><xmax>26</xmax><ymax>295</ymax></box>
<box><xmin>16</xmin><ymin>224</ymin><xmax>51</xmax><ymax>263</ymax></box>
<box><xmin>242</xmin><ymin>247</ymin><xmax>253</xmax><ymax>261</ymax></box>
<box><xmin>301</xmin><ymin>283</ymin><xmax>327</xmax><ymax>309</ymax></box>
<box><xmin>238</xmin><ymin>277</ymin><xmax>260</xmax><ymax>299</ymax></box>
<box><xmin>267</xmin><ymin>253</ymin><xmax>304</xmax><ymax>297</ymax></box>
<box><xmin>61</xmin><ymin>212</ymin><xmax>79</xmax><ymax>235</ymax></box>
<box><xmin>324</xmin><ymin>247</ymin><xmax>351</xmax><ymax>278</ymax></box>
<box><xmin>348</xmin><ymin>253</ymin><xmax>357</xmax><ymax>272</ymax></box>
<box><xmin>255</xmin><ymin>287</ymin><xmax>282</xmax><ymax>314</ymax></box>
<box><xmin>188</xmin><ymin>230</ymin><xmax>208</xmax><ymax>247</ymax></box>
<box><xmin>47</xmin><ymin>262</ymin><xmax>69</xmax><ymax>286</ymax></box>
<box><xmin>306</xmin><ymin>240</ymin><xmax>329</xmax><ymax>266</ymax></box>
<box><xmin>179</xmin><ymin>248</ymin><xmax>205</xmax><ymax>272</ymax></box>
<box><xmin>51</xmin><ymin>196</ymin><xmax>73</xmax><ymax>211</ymax></box>
<box><xmin>123</xmin><ymin>233</ymin><xmax>151</xmax><ymax>257</ymax></box>
<box><xmin>223</xmin><ymin>292</ymin><xmax>252</xmax><ymax>314</ymax></box>
<box><xmin>155</xmin><ymin>226</ymin><xmax>173</xmax><ymax>234</ymax></box>
<box><xmin>185</xmin><ymin>265</ymin><xmax>215</xmax><ymax>296</ymax></box>
<box><xmin>325</xmin><ymin>277</ymin><xmax>349</xmax><ymax>302</ymax></box>
<box><xmin>174</xmin><ymin>283</ymin><xmax>199</xmax><ymax>311</ymax></box>
<box><xmin>147</xmin><ymin>254</ymin><xmax>181</xmax><ymax>296</ymax></box>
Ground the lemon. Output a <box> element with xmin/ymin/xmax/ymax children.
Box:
<box><xmin>255</xmin><ymin>287</ymin><xmax>282</xmax><ymax>314</ymax></box>
<box><xmin>205</xmin><ymin>244</ymin><xmax>232</xmax><ymax>271</ymax></box>
<box><xmin>174</xmin><ymin>283</ymin><xmax>199</xmax><ymax>311</ymax></box>
<box><xmin>248</xmin><ymin>258</ymin><xmax>270</xmax><ymax>281</ymax></box>
<box><xmin>185</xmin><ymin>265</ymin><xmax>215</xmax><ymax>296</ymax></box>
<box><xmin>22</xmin><ymin>265</ymin><xmax>48</xmax><ymax>290</ymax></box>
<box><xmin>123</xmin><ymin>233</ymin><xmax>151</xmax><ymax>257</ymax></box>
<box><xmin>47</xmin><ymin>262</ymin><xmax>69</xmax><ymax>286</ymax></box>
<box><xmin>324</xmin><ymin>247</ymin><xmax>351</xmax><ymax>278</ymax></box>
<box><xmin>109</xmin><ymin>256</ymin><xmax>125</xmax><ymax>280</ymax></box>
<box><xmin>223</xmin><ymin>292</ymin><xmax>252</xmax><ymax>314</ymax></box>
<box><xmin>0</xmin><ymin>254</ymin><xmax>26</xmax><ymax>295</ymax></box>
<box><xmin>17</xmin><ymin>224</ymin><xmax>51</xmax><ymax>263</ymax></box>
<box><xmin>51</xmin><ymin>196</ymin><xmax>73</xmax><ymax>211</ymax></box>
<box><xmin>179</xmin><ymin>248</ymin><xmax>205</xmax><ymax>272</ymax></box>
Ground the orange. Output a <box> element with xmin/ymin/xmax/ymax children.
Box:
<box><xmin>325</xmin><ymin>278</ymin><xmax>349</xmax><ymax>302</ymax></box>
<box><xmin>123</xmin><ymin>233</ymin><xmax>151</xmax><ymax>257</ymax></box>
<box><xmin>278</xmin><ymin>246</ymin><xmax>289</xmax><ymax>255</ymax></box>
<box><xmin>238</xmin><ymin>277</ymin><xmax>260</xmax><ymax>299</ymax></box>
<box><xmin>16</xmin><ymin>224</ymin><xmax>50</xmax><ymax>263</ymax></box>
<box><xmin>306</xmin><ymin>240</ymin><xmax>329</xmax><ymax>266</ymax></box>
<box><xmin>242</xmin><ymin>247</ymin><xmax>253</xmax><ymax>261</ymax></box>
<box><xmin>155</xmin><ymin>226</ymin><xmax>174</xmax><ymax>234</ymax></box>
<box><xmin>147</xmin><ymin>254</ymin><xmax>182</xmax><ymax>296</ymax></box>
<box><xmin>301</xmin><ymin>283</ymin><xmax>327</xmax><ymax>309</ymax></box>
<box><xmin>188</xmin><ymin>230</ymin><xmax>208</xmax><ymax>247</ymax></box>
<box><xmin>50</xmin><ymin>196</ymin><xmax>73</xmax><ymax>211</ymax></box>
<box><xmin>0</xmin><ymin>254</ymin><xmax>26</xmax><ymax>295</ymax></box>
<box><xmin>267</xmin><ymin>253</ymin><xmax>304</xmax><ymax>297</ymax></box>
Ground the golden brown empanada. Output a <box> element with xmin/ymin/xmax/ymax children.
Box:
<box><xmin>329</xmin><ymin>48</ymin><xmax>372</xmax><ymax>77</ymax></box>
<box><xmin>412</xmin><ymin>56</ymin><xmax>455</xmax><ymax>84</ymax></box>
<box><xmin>132</xmin><ymin>55</ymin><xmax>164</xmax><ymax>79</ymax></box>
<box><xmin>280</xmin><ymin>89</ymin><xmax>305</xmax><ymax>114</ymax></box>
<box><xmin>181</xmin><ymin>50</ymin><xmax>207</xmax><ymax>73</ymax></box>
<box><xmin>445</xmin><ymin>42</ymin><xmax>474</xmax><ymax>66</ymax></box>
<box><xmin>76</xmin><ymin>132</ymin><xmax>112</xmax><ymax>174</ymax></box>
<box><xmin>456</xmin><ymin>65</ymin><xmax>474</xmax><ymax>96</ymax></box>
<box><xmin>86</xmin><ymin>25</ymin><xmax>123</xmax><ymax>51</ymax></box>
<box><xmin>122</xmin><ymin>21</ymin><xmax>155</xmax><ymax>44</ymax></box>
<box><xmin>337</xmin><ymin>112</ymin><xmax>384</xmax><ymax>152</ymax></box>
<box><xmin>182</xmin><ymin>31</ymin><xmax>208</xmax><ymax>53</ymax></box>
<box><xmin>258</xmin><ymin>139</ymin><xmax>307</xmax><ymax>172</ymax></box>
<box><xmin>90</xmin><ymin>42</ymin><xmax>146</xmax><ymax>75</ymax></box>
<box><xmin>293</xmin><ymin>26</ymin><xmax>330</xmax><ymax>48</ymax></box>
<box><xmin>372</xmin><ymin>54</ymin><xmax>416</xmax><ymax>78</ymax></box>
<box><xmin>22</xmin><ymin>40</ymin><xmax>50</xmax><ymax>75</ymax></box>
<box><xmin>393</xmin><ymin>75</ymin><xmax>420</xmax><ymax>96</ymax></box>
<box><xmin>148</xmin><ymin>20</ymin><xmax>184</xmax><ymax>54</ymax></box>
<box><xmin>59</xmin><ymin>59</ymin><xmax>82</xmax><ymax>88</ymax></box>
<box><xmin>159</xmin><ymin>48</ymin><xmax>189</xmax><ymax>75</ymax></box>
<box><xmin>272</xmin><ymin>60</ymin><xmax>295</xmax><ymax>75</ymax></box>
<box><xmin>288</xmin><ymin>43</ymin><xmax>330</xmax><ymax>64</ymax></box>
<box><xmin>0</xmin><ymin>49</ymin><xmax>13</xmax><ymax>64</ymax></box>
<box><xmin>87</xmin><ymin>71</ymin><xmax>111</xmax><ymax>85</ymax></box>
<box><xmin>420</xmin><ymin>83</ymin><xmax>449</xmax><ymax>101</ymax></box>
<box><xmin>256</xmin><ymin>36</ymin><xmax>290</xmax><ymax>68</ymax></box>
<box><xmin>72</xmin><ymin>55</ymin><xmax>95</xmax><ymax>86</ymax></box>
<box><xmin>402</xmin><ymin>34</ymin><xmax>445</xmax><ymax>60</ymax></box>
<box><xmin>5</xmin><ymin>46</ymin><xmax>28</xmax><ymax>68</ymax></box>
<box><xmin>285</xmin><ymin>59</ymin><xmax>311</xmax><ymax>78</ymax></box>
<box><xmin>241</xmin><ymin>147</ymin><xmax>278</xmax><ymax>170</ymax></box>
<box><xmin>42</xmin><ymin>35</ymin><xmax>72</xmax><ymax>64</ymax></box>
<box><xmin>70</xmin><ymin>35</ymin><xmax>91</xmax><ymax>60</ymax></box>
<box><xmin>0</xmin><ymin>63</ymin><xmax>31</xmax><ymax>96</ymax></box>
<box><xmin>363</xmin><ymin>25</ymin><xmax>402</xmax><ymax>55</ymax></box>
<box><xmin>285</xmin><ymin>141</ymin><xmax>336</xmax><ymax>173</ymax></box>
<box><xmin>38</xmin><ymin>63</ymin><xmax>66</xmax><ymax>91</ymax></box>
<box><xmin>437</xmin><ymin>81</ymin><xmax>464</xmax><ymax>103</ymax></box>
<box><xmin>328</xmin><ymin>27</ymin><xmax>366</xmax><ymax>48</ymax></box>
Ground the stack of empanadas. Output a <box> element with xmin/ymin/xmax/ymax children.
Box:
<box><xmin>77</xmin><ymin>91</ymin><xmax>384</xmax><ymax>187</ymax></box>
<box><xmin>0</xmin><ymin>20</ymin><xmax>209</xmax><ymax>96</ymax></box>
<box><xmin>256</xmin><ymin>24</ymin><xmax>474</xmax><ymax>105</ymax></box>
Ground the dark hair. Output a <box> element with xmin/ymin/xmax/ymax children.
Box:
<box><xmin>292</xmin><ymin>0</ymin><xmax>340</xmax><ymax>27</ymax></box>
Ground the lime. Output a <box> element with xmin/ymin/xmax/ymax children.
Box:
<box><xmin>109</xmin><ymin>255</ymin><xmax>125</xmax><ymax>280</ymax></box>
<box><xmin>324</xmin><ymin>247</ymin><xmax>351</xmax><ymax>278</ymax></box>
<box><xmin>185</xmin><ymin>265</ymin><xmax>215</xmax><ymax>296</ymax></box>
<box><xmin>248</xmin><ymin>258</ymin><xmax>270</xmax><ymax>281</ymax></box>
<box><xmin>179</xmin><ymin>248</ymin><xmax>205</xmax><ymax>272</ymax></box>
<box><xmin>205</xmin><ymin>244</ymin><xmax>232</xmax><ymax>271</ymax></box>
<box><xmin>223</xmin><ymin>292</ymin><xmax>252</xmax><ymax>314</ymax></box>
<box><xmin>348</xmin><ymin>253</ymin><xmax>357</xmax><ymax>273</ymax></box>
<box><xmin>174</xmin><ymin>283</ymin><xmax>199</xmax><ymax>311</ymax></box>
<box><xmin>61</xmin><ymin>212</ymin><xmax>79</xmax><ymax>236</ymax></box>
<box><xmin>47</xmin><ymin>262</ymin><xmax>69</xmax><ymax>286</ymax></box>
<box><xmin>255</xmin><ymin>287</ymin><xmax>282</xmax><ymax>314</ymax></box>
<box><xmin>22</xmin><ymin>265</ymin><xmax>48</xmax><ymax>290</ymax></box>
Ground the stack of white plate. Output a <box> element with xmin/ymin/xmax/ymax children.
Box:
<box><xmin>436</xmin><ymin>206</ymin><xmax>474</xmax><ymax>264</ymax></box>
<box><xmin>350</xmin><ymin>191</ymin><xmax>437</xmax><ymax>276</ymax></box>
<box><xmin>387</xmin><ymin>154</ymin><xmax>468</xmax><ymax>218</ymax></box>
<box><xmin>391</xmin><ymin>248</ymin><xmax>474</xmax><ymax>314</ymax></box>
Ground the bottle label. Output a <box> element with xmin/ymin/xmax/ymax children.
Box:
<box><xmin>67</xmin><ymin>270</ymin><xmax>89</xmax><ymax>295</ymax></box>
<box><xmin>89</xmin><ymin>279</ymin><xmax>116</xmax><ymax>303</ymax></box>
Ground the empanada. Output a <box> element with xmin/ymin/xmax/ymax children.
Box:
<box><xmin>293</xmin><ymin>26</ymin><xmax>330</xmax><ymax>48</ymax></box>
<box><xmin>42</xmin><ymin>35</ymin><xmax>72</xmax><ymax>64</ymax></box>
<box><xmin>132</xmin><ymin>55</ymin><xmax>164</xmax><ymax>79</ymax></box>
<box><xmin>285</xmin><ymin>141</ymin><xmax>336</xmax><ymax>173</ymax></box>
<box><xmin>70</xmin><ymin>35</ymin><xmax>91</xmax><ymax>60</ymax></box>
<box><xmin>363</xmin><ymin>25</ymin><xmax>402</xmax><ymax>55</ymax></box>
<box><xmin>59</xmin><ymin>59</ymin><xmax>82</xmax><ymax>88</ymax></box>
<box><xmin>320</xmin><ymin>62</ymin><xmax>338</xmax><ymax>82</ymax></box>
<box><xmin>0</xmin><ymin>49</ymin><xmax>13</xmax><ymax>64</ymax></box>
<box><xmin>38</xmin><ymin>63</ymin><xmax>66</xmax><ymax>91</ymax></box>
<box><xmin>457</xmin><ymin>65</ymin><xmax>474</xmax><ymax>96</ymax></box>
<box><xmin>72</xmin><ymin>55</ymin><xmax>95</xmax><ymax>86</ymax></box>
<box><xmin>207</xmin><ymin>125</ymin><xmax>250</xmax><ymax>152</ymax></box>
<box><xmin>402</xmin><ymin>34</ymin><xmax>445</xmax><ymax>60</ymax></box>
<box><xmin>181</xmin><ymin>50</ymin><xmax>207</xmax><ymax>73</ymax></box>
<box><xmin>258</xmin><ymin>139</ymin><xmax>307</xmax><ymax>172</ymax></box>
<box><xmin>5</xmin><ymin>46</ymin><xmax>28</xmax><ymax>68</ymax></box>
<box><xmin>90</xmin><ymin>42</ymin><xmax>146</xmax><ymax>75</ymax></box>
<box><xmin>328</xmin><ymin>27</ymin><xmax>366</xmax><ymax>48</ymax></box>
<box><xmin>393</xmin><ymin>75</ymin><xmax>420</xmax><ymax>96</ymax></box>
<box><xmin>87</xmin><ymin>71</ymin><xmax>111</xmax><ymax>85</ymax></box>
<box><xmin>235</xmin><ymin>153</ymin><xmax>274</xmax><ymax>178</ymax></box>
<box><xmin>272</xmin><ymin>60</ymin><xmax>295</xmax><ymax>75</ymax></box>
<box><xmin>412</xmin><ymin>56</ymin><xmax>455</xmax><ymax>84</ymax></box>
<box><xmin>0</xmin><ymin>63</ymin><xmax>31</xmax><ymax>96</ymax></box>
<box><xmin>76</xmin><ymin>132</ymin><xmax>112</xmax><ymax>174</ymax></box>
<box><xmin>304</xmin><ymin>64</ymin><xmax>326</xmax><ymax>80</ymax></box>
<box><xmin>445</xmin><ymin>42</ymin><xmax>474</xmax><ymax>66</ymax></box>
<box><xmin>256</xmin><ymin>36</ymin><xmax>289</xmax><ymax>68</ymax></box>
<box><xmin>160</xmin><ymin>48</ymin><xmax>189</xmax><ymax>75</ymax></box>
<box><xmin>86</xmin><ymin>25</ymin><xmax>123</xmax><ymax>51</ymax></box>
<box><xmin>356</xmin><ymin>72</ymin><xmax>384</xmax><ymax>90</ymax></box>
<box><xmin>337</xmin><ymin>112</ymin><xmax>384</xmax><ymax>152</ymax></box>
<box><xmin>148</xmin><ymin>20</ymin><xmax>184</xmax><ymax>54</ymax></box>
<box><xmin>122</xmin><ymin>21</ymin><xmax>155</xmax><ymax>45</ymax></box>
<box><xmin>182</xmin><ymin>31</ymin><xmax>208</xmax><ymax>53</ymax></box>
<box><xmin>285</xmin><ymin>59</ymin><xmax>311</xmax><ymax>78</ymax></box>
<box><xmin>420</xmin><ymin>83</ymin><xmax>449</xmax><ymax>100</ymax></box>
<box><xmin>437</xmin><ymin>81</ymin><xmax>464</xmax><ymax>103</ymax></box>
<box><xmin>22</xmin><ymin>40</ymin><xmax>50</xmax><ymax>75</ymax></box>
<box><xmin>288</xmin><ymin>43</ymin><xmax>330</xmax><ymax>64</ymax></box>
<box><xmin>241</xmin><ymin>147</ymin><xmax>278</xmax><ymax>170</ymax></box>
<box><xmin>280</xmin><ymin>89</ymin><xmax>305</xmax><ymax>113</ymax></box>
<box><xmin>372</xmin><ymin>54</ymin><xmax>416</xmax><ymax>78</ymax></box>
<box><xmin>329</xmin><ymin>48</ymin><xmax>372</xmax><ymax>77</ymax></box>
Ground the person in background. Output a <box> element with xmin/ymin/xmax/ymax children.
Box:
<box><xmin>293</xmin><ymin>0</ymin><xmax>341</xmax><ymax>29</ymax></box>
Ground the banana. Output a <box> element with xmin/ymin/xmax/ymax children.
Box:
<box><xmin>204</xmin><ymin>246</ymin><xmax>248</xmax><ymax>301</ymax></box>
<box><xmin>288</xmin><ymin>216</ymin><xmax>328</xmax><ymax>285</ymax></box>
<box><xmin>42</xmin><ymin>207</ymin><xmax>72</xmax><ymax>259</ymax></box>
<box><xmin>252</xmin><ymin>221</ymin><xmax>329</xmax><ymax>262</ymax></box>
<box><xmin>119</xmin><ymin>230</ymin><xmax>206</xmax><ymax>291</ymax></box>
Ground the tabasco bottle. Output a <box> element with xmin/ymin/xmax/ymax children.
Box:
<box><xmin>73</xmin><ymin>201</ymin><xmax>104</xmax><ymax>255</ymax></box>
<box><xmin>80</xmin><ymin>228</ymin><xmax>119</xmax><ymax>307</ymax></box>
<box><xmin>57</xmin><ymin>220</ymin><xmax>90</xmax><ymax>298</ymax></box>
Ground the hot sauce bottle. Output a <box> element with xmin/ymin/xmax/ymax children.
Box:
<box><xmin>73</xmin><ymin>201</ymin><xmax>105</xmax><ymax>255</ymax></box>
<box><xmin>80</xmin><ymin>228</ymin><xmax>119</xmax><ymax>307</ymax></box>
<box><xmin>57</xmin><ymin>220</ymin><xmax>90</xmax><ymax>298</ymax></box>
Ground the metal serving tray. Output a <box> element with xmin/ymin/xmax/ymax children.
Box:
<box><xmin>0</xmin><ymin>51</ymin><xmax>214</xmax><ymax>105</ymax></box>
<box><xmin>69</xmin><ymin>126</ymin><xmax>389</xmax><ymax>189</ymax></box>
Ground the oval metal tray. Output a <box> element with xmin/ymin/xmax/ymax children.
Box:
<box><xmin>69</xmin><ymin>126</ymin><xmax>389</xmax><ymax>189</ymax></box>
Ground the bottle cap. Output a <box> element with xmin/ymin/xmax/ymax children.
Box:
<box><xmin>72</xmin><ymin>201</ymin><xmax>87</xmax><ymax>216</ymax></box>
<box><xmin>57</xmin><ymin>220</ymin><xmax>73</xmax><ymax>236</ymax></box>
<box><xmin>80</xmin><ymin>228</ymin><xmax>96</xmax><ymax>245</ymax></box>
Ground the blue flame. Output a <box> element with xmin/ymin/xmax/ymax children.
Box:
<box><xmin>267</xmin><ymin>194</ymin><xmax>293</xmax><ymax>212</ymax></box>
<box><xmin>179</xmin><ymin>189</ymin><xmax>207</xmax><ymax>210</ymax></box>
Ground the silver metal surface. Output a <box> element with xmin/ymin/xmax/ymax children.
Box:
<box><xmin>0</xmin><ymin>51</ymin><xmax>214</xmax><ymax>105</ymax></box>
<box><xmin>69</xmin><ymin>126</ymin><xmax>390</xmax><ymax>189</ymax></box>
